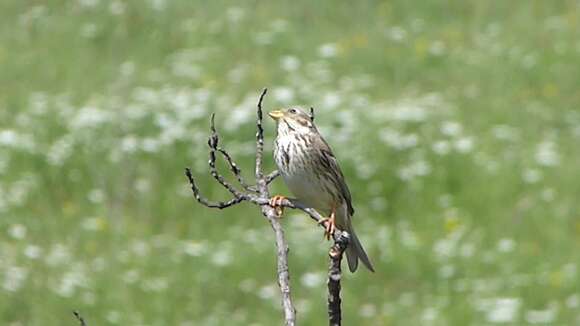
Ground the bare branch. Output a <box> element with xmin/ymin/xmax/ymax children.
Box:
<box><xmin>215</xmin><ymin>147</ymin><xmax>256</xmax><ymax>192</ymax></box>
<box><xmin>186</xmin><ymin>88</ymin><xmax>296</xmax><ymax>326</ymax></box>
<box><xmin>73</xmin><ymin>311</ymin><xmax>87</xmax><ymax>326</ymax></box>
<box><xmin>185</xmin><ymin>168</ymin><xmax>244</xmax><ymax>209</ymax></box>
<box><xmin>246</xmin><ymin>170</ymin><xmax>279</xmax><ymax>192</ymax></box>
<box><xmin>207</xmin><ymin>113</ymin><xmax>256</xmax><ymax>192</ymax></box>
<box><xmin>207</xmin><ymin>114</ymin><xmax>248</xmax><ymax>199</ymax></box>
<box><xmin>328</xmin><ymin>232</ymin><xmax>350</xmax><ymax>326</ymax></box>
<box><xmin>255</xmin><ymin>88</ymin><xmax>268</xmax><ymax>188</ymax></box>
<box><xmin>265</xmin><ymin>170</ymin><xmax>280</xmax><ymax>185</ymax></box>
<box><xmin>265</xmin><ymin>206</ymin><xmax>296</xmax><ymax>326</ymax></box>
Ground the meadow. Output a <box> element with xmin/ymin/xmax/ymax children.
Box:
<box><xmin>1</xmin><ymin>1</ymin><xmax>580</xmax><ymax>325</ymax></box>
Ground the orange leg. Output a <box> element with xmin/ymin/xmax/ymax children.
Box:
<box><xmin>318</xmin><ymin>209</ymin><xmax>336</xmax><ymax>240</ymax></box>
<box><xmin>269</xmin><ymin>195</ymin><xmax>287</xmax><ymax>217</ymax></box>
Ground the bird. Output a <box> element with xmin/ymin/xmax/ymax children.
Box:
<box><xmin>268</xmin><ymin>107</ymin><xmax>375</xmax><ymax>273</ymax></box>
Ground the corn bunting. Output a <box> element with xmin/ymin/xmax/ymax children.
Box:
<box><xmin>268</xmin><ymin>108</ymin><xmax>374</xmax><ymax>272</ymax></box>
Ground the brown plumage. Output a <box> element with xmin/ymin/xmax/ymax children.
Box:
<box><xmin>268</xmin><ymin>108</ymin><xmax>374</xmax><ymax>273</ymax></box>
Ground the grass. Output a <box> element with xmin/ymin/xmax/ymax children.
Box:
<box><xmin>1</xmin><ymin>0</ymin><xmax>579</xmax><ymax>325</ymax></box>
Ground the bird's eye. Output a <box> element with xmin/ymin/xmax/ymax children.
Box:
<box><xmin>289</xmin><ymin>109</ymin><xmax>297</xmax><ymax>114</ymax></box>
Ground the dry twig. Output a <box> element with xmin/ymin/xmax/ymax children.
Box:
<box><xmin>73</xmin><ymin>311</ymin><xmax>87</xmax><ymax>326</ymax></box>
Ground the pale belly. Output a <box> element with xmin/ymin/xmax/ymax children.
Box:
<box><xmin>274</xmin><ymin>134</ymin><xmax>343</xmax><ymax>218</ymax></box>
<box><xmin>282</xmin><ymin>170</ymin><xmax>334</xmax><ymax>214</ymax></box>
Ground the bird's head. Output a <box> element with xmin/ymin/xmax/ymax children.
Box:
<box><xmin>268</xmin><ymin>108</ymin><xmax>315</xmax><ymax>136</ymax></box>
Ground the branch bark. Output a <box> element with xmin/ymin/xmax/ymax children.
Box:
<box><xmin>185</xmin><ymin>89</ymin><xmax>349</xmax><ymax>325</ymax></box>
<box><xmin>327</xmin><ymin>232</ymin><xmax>349</xmax><ymax>326</ymax></box>
<box><xmin>73</xmin><ymin>311</ymin><xmax>87</xmax><ymax>326</ymax></box>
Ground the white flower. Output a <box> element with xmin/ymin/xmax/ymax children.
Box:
<box><xmin>0</xmin><ymin>130</ymin><xmax>17</xmax><ymax>146</ymax></box>
<box><xmin>386</xmin><ymin>26</ymin><xmax>407</xmax><ymax>42</ymax></box>
<box><xmin>300</xmin><ymin>272</ymin><xmax>324</xmax><ymax>288</ymax></box>
<box><xmin>226</xmin><ymin>7</ymin><xmax>245</xmax><ymax>23</ymax></box>
<box><xmin>46</xmin><ymin>244</ymin><xmax>71</xmax><ymax>266</ymax></box>
<box><xmin>566</xmin><ymin>294</ymin><xmax>579</xmax><ymax>308</ymax></box>
<box><xmin>141</xmin><ymin>138</ymin><xmax>160</xmax><ymax>153</ymax></box>
<box><xmin>322</xmin><ymin>92</ymin><xmax>341</xmax><ymax>109</ymax></box>
<box><xmin>438</xmin><ymin>264</ymin><xmax>455</xmax><ymax>279</ymax></box>
<box><xmin>398</xmin><ymin>160</ymin><xmax>431</xmax><ymax>181</ymax></box>
<box><xmin>535</xmin><ymin>140</ymin><xmax>559</xmax><ymax>166</ymax></box>
<box><xmin>82</xmin><ymin>217</ymin><xmax>105</xmax><ymax>231</ymax></box>
<box><xmin>78</xmin><ymin>0</ymin><xmax>99</xmax><ymax>8</ymax></box>
<box><xmin>378</xmin><ymin>128</ymin><xmax>419</xmax><ymax>150</ymax></box>
<box><xmin>318</xmin><ymin>43</ymin><xmax>338</xmax><ymax>58</ymax></box>
<box><xmin>483</xmin><ymin>297</ymin><xmax>521</xmax><ymax>323</ymax></box>
<box><xmin>432</xmin><ymin>140</ymin><xmax>451</xmax><ymax>155</ymax></box>
<box><xmin>398</xmin><ymin>223</ymin><xmax>419</xmax><ymax>249</ymax></box>
<box><xmin>422</xmin><ymin>307</ymin><xmax>439</xmax><ymax>323</ymax></box>
<box><xmin>122</xmin><ymin>269</ymin><xmax>140</xmax><ymax>284</ymax></box>
<box><xmin>280</xmin><ymin>56</ymin><xmax>300</xmax><ymax>71</ymax></box>
<box><xmin>171</xmin><ymin>61</ymin><xmax>201</xmax><ymax>79</ymax></box>
<box><xmin>359</xmin><ymin>303</ymin><xmax>377</xmax><ymax>318</ymax></box>
<box><xmin>455</xmin><ymin>137</ymin><xmax>474</xmax><ymax>153</ymax></box>
<box><xmin>460</xmin><ymin>243</ymin><xmax>475</xmax><ymax>258</ymax></box>
<box><xmin>0</xmin><ymin>130</ymin><xmax>35</xmax><ymax>151</ymax></box>
<box><xmin>135</xmin><ymin>178</ymin><xmax>151</xmax><ymax>192</ymax></box>
<box><xmin>388</xmin><ymin>104</ymin><xmax>428</xmax><ymax>122</ymax></box>
<box><xmin>149</xmin><ymin>0</ymin><xmax>166</xmax><ymax>11</ymax></box>
<box><xmin>70</xmin><ymin>106</ymin><xmax>112</xmax><ymax>130</ymax></box>
<box><xmin>47</xmin><ymin>136</ymin><xmax>74</xmax><ymax>166</ymax></box>
<box><xmin>370</xmin><ymin>197</ymin><xmax>387</xmax><ymax>211</ymax></box>
<box><xmin>522</xmin><ymin>169</ymin><xmax>542</xmax><ymax>184</ymax></box>
<box><xmin>142</xmin><ymin>277</ymin><xmax>169</xmax><ymax>292</ymax></box>
<box><xmin>88</xmin><ymin>189</ymin><xmax>105</xmax><ymax>203</ymax></box>
<box><xmin>497</xmin><ymin>238</ymin><xmax>515</xmax><ymax>253</ymax></box>
<box><xmin>239</xmin><ymin>279</ymin><xmax>256</xmax><ymax>293</ymax></box>
<box><xmin>224</xmin><ymin>95</ymin><xmax>256</xmax><ymax>131</ymax></box>
<box><xmin>270</xmin><ymin>19</ymin><xmax>288</xmax><ymax>32</ymax></box>
<box><xmin>541</xmin><ymin>188</ymin><xmax>556</xmax><ymax>202</ymax></box>
<box><xmin>272</xmin><ymin>87</ymin><xmax>295</xmax><ymax>103</ymax></box>
<box><xmin>258</xmin><ymin>284</ymin><xmax>277</xmax><ymax>300</ymax></box>
<box><xmin>429</xmin><ymin>41</ymin><xmax>446</xmax><ymax>56</ymax></box>
<box><xmin>492</xmin><ymin>125</ymin><xmax>518</xmax><ymax>141</ymax></box>
<box><xmin>106</xmin><ymin>310</ymin><xmax>121</xmax><ymax>324</ymax></box>
<box><xmin>80</xmin><ymin>23</ymin><xmax>97</xmax><ymax>38</ymax></box>
<box><xmin>253</xmin><ymin>32</ymin><xmax>272</xmax><ymax>45</ymax></box>
<box><xmin>120</xmin><ymin>136</ymin><xmax>138</xmax><ymax>153</ymax></box>
<box><xmin>2</xmin><ymin>266</ymin><xmax>28</xmax><ymax>292</ymax></box>
<box><xmin>24</xmin><ymin>245</ymin><xmax>42</xmax><ymax>259</ymax></box>
<box><xmin>8</xmin><ymin>224</ymin><xmax>27</xmax><ymax>240</ymax></box>
<box><xmin>183</xmin><ymin>241</ymin><xmax>207</xmax><ymax>257</ymax></box>
<box><xmin>109</xmin><ymin>1</ymin><xmax>125</xmax><ymax>15</ymax></box>
<box><xmin>525</xmin><ymin>306</ymin><xmax>557</xmax><ymax>324</ymax></box>
<box><xmin>441</xmin><ymin>121</ymin><xmax>463</xmax><ymax>137</ymax></box>
<box><xmin>131</xmin><ymin>240</ymin><xmax>150</xmax><ymax>257</ymax></box>
<box><xmin>211</xmin><ymin>248</ymin><xmax>232</xmax><ymax>266</ymax></box>
<box><xmin>54</xmin><ymin>265</ymin><xmax>89</xmax><ymax>297</ymax></box>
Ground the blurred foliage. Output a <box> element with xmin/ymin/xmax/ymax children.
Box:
<box><xmin>1</xmin><ymin>0</ymin><xmax>579</xmax><ymax>325</ymax></box>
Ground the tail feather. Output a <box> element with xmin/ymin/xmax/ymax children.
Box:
<box><xmin>345</xmin><ymin>225</ymin><xmax>375</xmax><ymax>273</ymax></box>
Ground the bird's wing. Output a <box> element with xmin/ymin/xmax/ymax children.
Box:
<box><xmin>315</xmin><ymin>136</ymin><xmax>355</xmax><ymax>216</ymax></box>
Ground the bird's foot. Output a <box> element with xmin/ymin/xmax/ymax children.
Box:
<box><xmin>269</xmin><ymin>195</ymin><xmax>287</xmax><ymax>217</ymax></box>
<box><xmin>318</xmin><ymin>212</ymin><xmax>336</xmax><ymax>240</ymax></box>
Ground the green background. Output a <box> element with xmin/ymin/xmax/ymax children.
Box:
<box><xmin>1</xmin><ymin>1</ymin><xmax>579</xmax><ymax>325</ymax></box>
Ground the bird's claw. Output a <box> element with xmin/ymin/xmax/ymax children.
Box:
<box><xmin>318</xmin><ymin>213</ymin><xmax>336</xmax><ymax>240</ymax></box>
<box><xmin>269</xmin><ymin>195</ymin><xmax>286</xmax><ymax>217</ymax></box>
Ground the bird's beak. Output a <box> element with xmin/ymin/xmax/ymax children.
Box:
<box><xmin>268</xmin><ymin>110</ymin><xmax>284</xmax><ymax>120</ymax></box>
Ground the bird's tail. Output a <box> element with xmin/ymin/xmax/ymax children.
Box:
<box><xmin>345</xmin><ymin>221</ymin><xmax>375</xmax><ymax>273</ymax></box>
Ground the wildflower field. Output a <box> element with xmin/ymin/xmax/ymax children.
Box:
<box><xmin>1</xmin><ymin>1</ymin><xmax>579</xmax><ymax>325</ymax></box>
